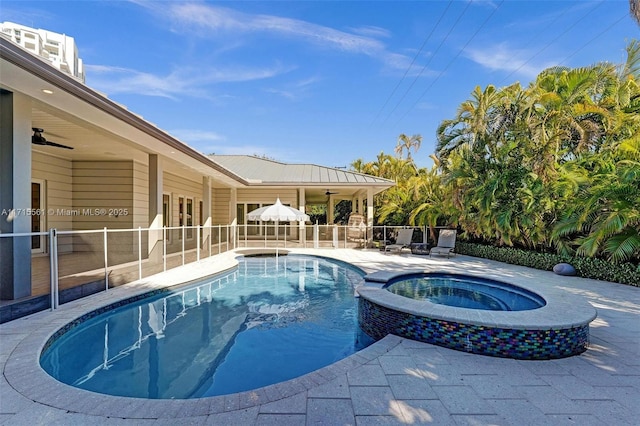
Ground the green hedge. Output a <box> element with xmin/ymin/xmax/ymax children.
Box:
<box><xmin>455</xmin><ymin>242</ymin><xmax>640</xmax><ymax>287</ymax></box>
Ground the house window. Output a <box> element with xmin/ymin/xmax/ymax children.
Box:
<box><xmin>186</xmin><ymin>198</ymin><xmax>194</xmax><ymax>239</ymax></box>
<box><xmin>31</xmin><ymin>181</ymin><xmax>45</xmax><ymax>252</ymax></box>
<box><xmin>237</xmin><ymin>204</ymin><xmax>245</xmax><ymax>236</ymax></box>
<box><xmin>246</xmin><ymin>203</ymin><xmax>260</xmax><ymax>236</ymax></box>
<box><xmin>162</xmin><ymin>194</ymin><xmax>170</xmax><ymax>228</ymax></box>
<box><xmin>178</xmin><ymin>196</ymin><xmax>184</xmax><ymax>240</ymax></box>
<box><xmin>178</xmin><ymin>197</ymin><xmax>184</xmax><ymax>226</ymax></box>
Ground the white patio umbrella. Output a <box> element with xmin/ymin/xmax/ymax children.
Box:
<box><xmin>246</xmin><ymin>198</ymin><xmax>309</xmax><ymax>256</ymax></box>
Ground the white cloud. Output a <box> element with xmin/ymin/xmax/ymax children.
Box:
<box><xmin>134</xmin><ymin>1</ymin><xmax>410</xmax><ymax>70</ymax></box>
<box><xmin>85</xmin><ymin>63</ymin><xmax>291</xmax><ymax>99</ymax></box>
<box><xmin>169</xmin><ymin>3</ymin><xmax>385</xmax><ymax>54</ymax></box>
<box><xmin>464</xmin><ymin>43</ymin><xmax>555</xmax><ymax>80</ymax></box>
<box><xmin>263</xmin><ymin>88</ymin><xmax>296</xmax><ymax>100</ymax></box>
<box><xmin>264</xmin><ymin>76</ymin><xmax>322</xmax><ymax>101</ymax></box>
<box><xmin>348</xmin><ymin>25</ymin><xmax>392</xmax><ymax>39</ymax></box>
<box><xmin>170</xmin><ymin>129</ymin><xmax>224</xmax><ymax>143</ymax></box>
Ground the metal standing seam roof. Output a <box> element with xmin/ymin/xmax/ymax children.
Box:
<box><xmin>209</xmin><ymin>155</ymin><xmax>394</xmax><ymax>186</ymax></box>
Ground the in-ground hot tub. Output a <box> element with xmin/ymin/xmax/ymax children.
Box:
<box><xmin>357</xmin><ymin>270</ymin><xmax>597</xmax><ymax>360</ymax></box>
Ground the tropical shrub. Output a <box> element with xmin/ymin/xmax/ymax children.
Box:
<box><xmin>456</xmin><ymin>242</ymin><xmax>640</xmax><ymax>286</ymax></box>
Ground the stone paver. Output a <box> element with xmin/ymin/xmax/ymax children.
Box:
<box><xmin>307</xmin><ymin>398</ymin><xmax>355</xmax><ymax>425</ymax></box>
<box><xmin>1</xmin><ymin>249</ymin><xmax>638</xmax><ymax>425</ymax></box>
<box><xmin>347</xmin><ymin>364</ymin><xmax>388</xmax><ymax>386</ymax></box>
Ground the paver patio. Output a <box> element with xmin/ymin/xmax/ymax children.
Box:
<box><xmin>1</xmin><ymin>249</ymin><xmax>638</xmax><ymax>425</ymax></box>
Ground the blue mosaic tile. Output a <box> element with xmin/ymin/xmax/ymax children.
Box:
<box><xmin>358</xmin><ymin>298</ymin><xmax>589</xmax><ymax>360</ymax></box>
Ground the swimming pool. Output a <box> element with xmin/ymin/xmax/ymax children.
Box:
<box><xmin>385</xmin><ymin>273</ymin><xmax>546</xmax><ymax>311</ymax></box>
<box><xmin>40</xmin><ymin>254</ymin><xmax>369</xmax><ymax>399</ymax></box>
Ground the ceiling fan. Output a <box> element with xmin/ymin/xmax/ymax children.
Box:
<box><xmin>325</xmin><ymin>189</ymin><xmax>339</xmax><ymax>196</ymax></box>
<box><xmin>32</xmin><ymin>128</ymin><xmax>73</xmax><ymax>150</ymax></box>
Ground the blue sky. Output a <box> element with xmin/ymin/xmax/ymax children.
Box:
<box><xmin>3</xmin><ymin>1</ymin><xmax>638</xmax><ymax>168</ymax></box>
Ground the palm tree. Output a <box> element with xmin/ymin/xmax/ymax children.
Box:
<box><xmin>350</xmin><ymin>158</ymin><xmax>367</xmax><ymax>173</ymax></box>
<box><xmin>621</xmin><ymin>39</ymin><xmax>640</xmax><ymax>81</ymax></box>
<box><xmin>631</xmin><ymin>0</ymin><xmax>640</xmax><ymax>26</ymax></box>
<box><xmin>552</xmin><ymin>140</ymin><xmax>640</xmax><ymax>262</ymax></box>
<box><xmin>436</xmin><ymin>85</ymin><xmax>505</xmax><ymax>161</ymax></box>
<box><xmin>409</xmin><ymin>156</ymin><xmax>455</xmax><ymax>244</ymax></box>
<box><xmin>395</xmin><ymin>134</ymin><xmax>422</xmax><ymax>160</ymax></box>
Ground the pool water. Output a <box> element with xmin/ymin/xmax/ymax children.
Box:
<box><xmin>385</xmin><ymin>273</ymin><xmax>546</xmax><ymax>311</ymax></box>
<box><xmin>40</xmin><ymin>255</ymin><xmax>370</xmax><ymax>399</ymax></box>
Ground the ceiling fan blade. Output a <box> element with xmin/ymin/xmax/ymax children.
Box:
<box><xmin>31</xmin><ymin>128</ymin><xmax>73</xmax><ymax>149</ymax></box>
<box><xmin>44</xmin><ymin>140</ymin><xmax>74</xmax><ymax>150</ymax></box>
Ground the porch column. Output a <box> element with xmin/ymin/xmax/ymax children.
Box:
<box><xmin>0</xmin><ymin>91</ymin><xmax>32</xmax><ymax>300</ymax></box>
<box><xmin>298</xmin><ymin>187</ymin><xmax>306</xmax><ymax>245</ymax></box>
<box><xmin>229</xmin><ymin>187</ymin><xmax>237</xmax><ymax>246</ymax></box>
<box><xmin>228</xmin><ymin>188</ymin><xmax>237</xmax><ymax>225</ymax></box>
<box><xmin>202</xmin><ymin>176</ymin><xmax>211</xmax><ymax>247</ymax></box>
<box><xmin>367</xmin><ymin>188</ymin><xmax>374</xmax><ymax>246</ymax></box>
<box><xmin>328</xmin><ymin>194</ymin><xmax>334</xmax><ymax>224</ymax></box>
<box><xmin>148</xmin><ymin>154</ymin><xmax>163</xmax><ymax>262</ymax></box>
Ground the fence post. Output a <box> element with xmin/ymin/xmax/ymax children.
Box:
<box><xmin>383</xmin><ymin>225</ymin><xmax>387</xmax><ymax>251</ymax></box>
<box><xmin>182</xmin><ymin>225</ymin><xmax>185</xmax><ymax>265</ymax></box>
<box><xmin>104</xmin><ymin>227</ymin><xmax>109</xmax><ymax>291</ymax></box>
<box><xmin>209</xmin><ymin>225</ymin><xmax>212</xmax><ymax>258</ymax></box>
<box><xmin>138</xmin><ymin>227</ymin><xmax>142</xmax><ymax>280</ymax></box>
<box><xmin>313</xmin><ymin>222</ymin><xmax>319</xmax><ymax>248</ymax></box>
<box><xmin>49</xmin><ymin>228</ymin><xmax>59</xmax><ymax>310</ymax></box>
<box><xmin>163</xmin><ymin>226</ymin><xmax>167</xmax><ymax>271</ymax></box>
<box><xmin>218</xmin><ymin>224</ymin><xmax>221</xmax><ymax>254</ymax></box>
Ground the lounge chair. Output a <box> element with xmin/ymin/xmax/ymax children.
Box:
<box><xmin>430</xmin><ymin>229</ymin><xmax>457</xmax><ymax>258</ymax></box>
<box><xmin>346</xmin><ymin>213</ymin><xmax>366</xmax><ymax>244</ymax></box>
<box><xmin>385</xmin><ymin>228</ymin><xmax>414</xmax><ymax>253</ymax></box>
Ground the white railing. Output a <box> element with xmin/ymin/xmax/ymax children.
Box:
<box><xmin>0</xmin><ymin>223</ymin><xmax>434</xmax><ymax>316</ymax></box>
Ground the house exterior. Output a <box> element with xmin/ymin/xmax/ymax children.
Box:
<box><xmin>0</xmin><ymin>36</ymin><xmax>393</xmax><ymax>305</ymax></box>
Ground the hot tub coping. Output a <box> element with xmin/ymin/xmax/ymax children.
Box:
<box><xmin>357</xmin><ymin>270</ymin><xmax>597</xmax><ymax>330</ymax></box>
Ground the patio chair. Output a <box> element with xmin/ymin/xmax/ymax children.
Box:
<box><xmin>384</xmin><ymin>228</ymin><xmax>414</xmax><ymax>253</ymax></box>
<box><xmin>430</xmin><ymin>229</ymin><xmax>457</xmax><ymax>258</ymax></box>
<box><xmin>346</xmin><ymin>213</ymin><xmax>366</xmax><ymax>244</ymax></box>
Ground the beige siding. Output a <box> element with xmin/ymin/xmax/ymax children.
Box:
<box><xmin>212</xmin><ymin>188</ymin><xmax>230</xmax><ymax>224</ymax></box>
<box><xmin>32</xmin><ymin>152</ymin><xmax>73</xmax><ymax>251</ymax></box>
<box><xmin>132</xmin><ymin>160</ymin><xmax>148</xmax><ymax>228</ymax></box>
<box><xmin>72</xmin><ymin>161</ymin><xmax>134</xmax><ymax>254</ymax></box>
<box><xmin>72</xmin><ymin>161</ymin><xmax>134</xmax><ymax>230</ymax></box>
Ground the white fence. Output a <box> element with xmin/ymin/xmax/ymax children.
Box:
<box><xmin>0</xmin><ymin>223</ymin><xmax>431</xmax><ymax>317</ymax></box>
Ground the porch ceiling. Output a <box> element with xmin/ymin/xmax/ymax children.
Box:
<box><xmin>31</xmin><ymin>107</ymin><xmax>148</xmax><ymax>163</ymax></box>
